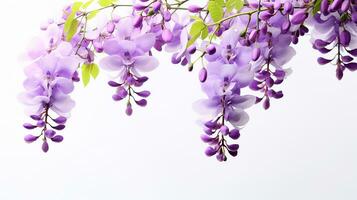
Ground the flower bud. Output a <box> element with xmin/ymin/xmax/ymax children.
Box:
<box><xmin>205</xmin><ymin>146</ymin><xmax>217</xmax><ymax>157</ymax></box>
<box><xmin>263</xmin><ymin>98</ymin><xmax>270</xmax><ymax>110</ymax></box>
<box><xmin>252</xmin><ymin>48</ymin><xmax>261</xmax><ymax>61</ymax></box>
<box><xmin>163</xmin><ymin>11</ymin><xmax>171</xmax><ymax>22</ymax></box>
<box><xmin>347</xmin><ymin>49</ymin><xmax>357</xmax><ymax>56</ymax></box>
<box><xmin>248</xmin><ymin>30</ymin><xmax>259</xmax><ymax>42</ymax></box>
<box><xmin>152</xmin><ymin>1</ymin><xmax>161</xmax><ymax>13</ymax></box>
<box><xmin>336</xmin><ymin>67</ymin><xmax>344</xmax><ymax>80</ymax></box>
<box><xmin>320</xmin><ymin>0</ymin><xmax>329</xmax><ymax>15</ymax></box>
<box><xmin>181</xmin><ymin>57</ymin><xmax>189</xmax><ymax>66</ymax></box>
<box><xmin>216</xmin><ymin>153</ymin><xmax>227</xmax><ymax>161</ymax></box>
<box><xmin>317</xmin><ymin>57</ymin><xmax>332</xmax><ymax>65</ymax></box>
<box><xmin>341</xmin><ymin>0</ymin><xmax>350</xmax><ymax>12</ymax></box>
<box><xmin>51</xmin><ymin>135</ymin><xmax>64</xmax><ymax>143</ymax></box>
<box><xmin>42</xmin><ymin>140</ymin><xmax>49</xmax><ymax>153</ymax></box>
<box><xmin>137</xmin><ymin>76</ymin><xmax>149</xmax><ymax>83</ymax></box>
<box><xmin>126</xmin><ymin>103</ymin><xmax>133</xmax><ymax>116</ymax></box>
<box><xmin>136</xmin><ymin>90</ymin><xmax>151</xmax><ymax>98</ymax></box>
<box><xmin>329</xmin><ymin>0</ymin><xmax>343</xmax><ymax>12</ymax></box>
<box><xmin>161</xmin><ymin>29</ymin><xmax>173</xmax><ymax>42</ymax></box>
<box><xmin>291</xmin><ymin>10</ymin><xmax>307</xmax><ymax>25</ymax></box>
<box><xmin>341</xmin><ymin>55</ymin><xmax>353</xmax><ymax>63</ymax></box>
<box><xmin>227</xmin><ymin>144</ymin><xmax>239</xmax><ymax>151</ymax></box>
<box><xmin>171</xmin><ymin>53</ymin><xmax>181</xmax><ymax>64</ymax></box>
<box><xmin>262</xmin><ymin>2</ymin><xmax>274</xmax><ymax>9</ymax></box>
<box><xmin>117</xmin><ymin>87</ymin><xmax>128</xmax><ymax>98</ymax></box>
<box><xmin>273</xmin><ymin>91</ymin><xmax>284</xmax><ymax>99</ymax></box>
<box><xmin>112</xmin><ymin>94</ymin><xmax>123</xmax><ymax>101</ymax></box>
<box><xmin>188</xmin><ymin>46</ymin><xmax>196</xmax><ymax>54</ymax></box>
<box><xmin>206</xmin><ymin>44</ymin><xmax>216</xmax><ymax>55</ymax></box>
<box><xmin>36</xmin><ymin>120</ymin><xmax>45</xmax><ymax>128</ymax></box>
<box><xmin>314</xmin><ymin>39</ymin><xmax>330</xmax><ymax>48</ymax></box>
<box><xmin>273</xmin><ymin>1</ymin><xmax>281</xmax><ymax>10</ymax></box>
<box><xmin>344</xmin><ymin>63</ymin><xmax>357</xmax><ymax>71</ymax></box>
<box><xmin>23</xmin><ymin>123</ymin><xmax>37</xmax><ymax>130</ymax></box>
<box><xmin>188</xmin><ymin>5</ymin><xmax>203</xmax><ymax>13</ymax></box>
<box><xmin>229</xmin><ymin>129</ymin><xmax>240</xmax><ymax>140</ymax></box>
<box><xmin>340</xmin><ymin>30</ymin><xmax>351</xmax><ymax>46</ymax></box>
<box><xmin>106</xmin><ymin>22</ymin><xmax>115</xmax><ymax>34</ymax></box>
<box><xmin>133</xmin><ymin>4</ymin><xmax>147</xmax><ymax>11</ymax></box>
<box><xmin>228</xmin><ymin>149</ymin><xmax>238</xmax><ymax>157</ymax></box>
<box><xmin>259</xmin><ymin>11</ymin><xmax>273</xmax><ymax>21</ymax></box>
<box><xmin>108</xmin><ymin>81</ymin><xmax>121</xmax><ymax>87</ymax></box>
<box><xmin>135</xmin><ymin>99</ymin><xmax>147</xmax><ymax>107</ymax></box>
<box><xmin>201</xmin><ymin>135</ymin><xmax>215</xmax><ymax>143</ymax></box>
<box><xmin>249</xmin><ymin>80</ymin><xmax>262</xmax><ymax>91</ymax></box>
<box><xmin>205</xmin><ymin>121</ymin><xmax>218</xmax><ymax>129</ymax></box>
<box><xmin>283</xmin><ymin>2</ymin><xmax>293</xmax><ymax>15</ymax></box>
<box><xmin>273</xmin><ymin>70</ymin><xmax>286</xmax><ymax>79</ymax></box>
<box><xmin>133</xmin><ymin>16</ymin><xmax>143</xmax><ymax>28</ymax></box>
<box><xmin>53</xmin><ymin>116</ymin><xmax>67</xmax><ymax>124</ymax></box>
<box><xmin>24</xmin><ymin>134</ymin><xmax>39</xmax><ymax>143</ymax></box>
<box><xmin>30</xmin><ymin>115</ymin><xmax>42</xmax><ymax>121</ymax></box>
<box><xmin>53</xmin><ymin>125</ymin><xmax>65</xmax><ymax>131</ymax></box>
<box><xmin>266</xmin><ymin>77</ymin><xmax>274</xmax><ymax>88</ymax></box>
<box><xmin>220</xmin><ymin>125</ymin><xmax>229</xmax><ymax>136</ymax></box>
<box><xmin>292</xmin><ymin>35</ymin><xmax>298</xmax><ymax>44</ymax></box>
<box><xmin>45</xmin><ymin>129</ymin><xmax>56</xmax><ymax>138</ymax></box>
<box><xmin>199</xmin><ymin>67</ymin><xmax>208</xmax><ymax>83</ymax></box>
<box><xmin>281</xmin><ymin>20</ymin><xmax>291</xmax><ymax>33</ymax></box>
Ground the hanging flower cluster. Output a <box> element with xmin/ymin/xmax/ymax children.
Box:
<box><xmin>20</xmin><ymin>0</ymin><xmax>357</xmax><ymax>161</ymax></box>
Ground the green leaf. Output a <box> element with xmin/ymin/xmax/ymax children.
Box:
<box><xmin>208</xmin><ymin>0</ymin><xmax>224</xmax><ymax>23</ymax></box>
<box><xmin>190</xmin><ymin>15</ymin><xmax>202</xmax><ymax>21</ymax></box>
<box><xmin>201</xmin><ymin>26</ymin><xmax>209</xmax><ymax>40</ymax></box>
<box><xmin>215</xmin><ymin>0</ymin><xmax>225</xmax><ymax>7</ymax></box>
<box><xmin>189</xmin><ymin>20</ymin><xmax>205</xmax><ymax>37</ymax></box>
<box><xmin>226</xmin><ymin>0</ymin><xmax>244</xmax><ymax>12</ymax></box>
<box><xmin>187</xmin><ymin>20</ymin><xmax>206</xmax><ymax>47</ymax></box>
<box><xmin>64</xmin><ymin>2</ymin><xmax>83</xmax><ymax>36</ymax></box>
<box><xmin>87</xmin><ymin>10</ymin><xmax>99</xmax><ymax>20</ymax></box>
<box><xmin>312</xmin><ymin>0</ymin><xmax>322</xmax><ymax>15</ymax></box>
<box><xmin>98</xmin><ymin>0</ymin><xmax>117</xmax><ymax>7</ymax></box>
<box><xmin>82</xmin><ymin>0</ymin><xmax>95</xmax><ymax>9</ymax></box>
<box><xmin>66</xmin><ymin>19</ymin><xmax>79</xmax><ymax>41</ymax></box>
<box><xmin>187</xmin><ymin>33</ymin><xmax>200</xmax><ymax>48</ymax></box>
<box><xmin>235</xmin><ymin>0</ymin><xmax>244</xmax><ymax>11</ymax></box>
<box><xmin>82</xmin><ymin>63</ymin><xmax>100</xmax><ymax>86</ymax></box>
<box><xmin>72</xmin><ymin>1</ymin><xmax>84</xmax><ymax>12</ymax></box>
<box><xmin>82</xmin><ymin>64</ymin><xmax>91</xmax><ymax>87</ymax></box>
<box><xmin>91</xmin><ymin>63</ymin><xmax>100</xmax><ymax>79</ymax></box>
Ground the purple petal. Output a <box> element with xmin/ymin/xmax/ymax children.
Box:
<box><xmin>100</xmin><ymin>55</ymin><xmax>124</xmax><ymax>71</ymax></box>
<box><xmin>134</xmin><ymin>56</ymin><xmax>159</xmax><ymax>72</ymax></box>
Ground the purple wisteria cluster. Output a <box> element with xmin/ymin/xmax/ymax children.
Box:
<box><xmin>20</xmin><ymin>0</ymin><xmax>357</xmax><ymax>161</ymax></box>
<box><xmin>310</xmin><ymin>0</ymin><xmax>357</xmax><ymax>79</ymax></box>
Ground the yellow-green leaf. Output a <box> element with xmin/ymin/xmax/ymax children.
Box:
<box><xmin>82</xmin><ymin>64</ymin><xmax>91</xmax><ymax>87</ymax></box>
<box><xmin>201</xmin><ymin>26</ymin><xmax>209</xmax><ymax>40</ymax></box>
<box><xmin>91</xmin><ymin>63</ymin><xmax>100</xmax><ymax>79</ymax></box>
<box><xmin>187</xmin><ymin>20</ymin><xmax>206</xmax><ymax>47</ymax></box>
<box><xmin>64</xmin><ymin>2</ymin><xmax>83</xmax><ymax>34</ymax></box>
<box><xmin>226</xmin><ymin>0</ymin><xmax>244</xmax><ymax>12</ymax></box>
<box><xmin>98</xmin><ymin>0</ymin><xmax>117</xmax><ymax>7</ymax></box>
<box><xmin>87</xmin><ymin>10</ymin><xmax>99</xmax><ymax>20</ymax></box>
<box><xmin>208</xmin><ymin>0</ymin><xmax>224</xmax><ymax>23</ymax></box>
<box><xmin>66</xmin><ymin>19</ymin><xmax>79</xmax><ymax>41</ymax></box>
<box><xmin>187</xmin><ymin>33</ymin><xmax>200</xmax><ymax>48</ymax></box>
<box><xmin>82</xmin><ymin>0</ymin><xmax>95</xmax><ymax>9</ymax></box>
<box><xmin>189</xmin><ymin>20</ymin><xmax>205</xmax><ymax>37</ymax></box>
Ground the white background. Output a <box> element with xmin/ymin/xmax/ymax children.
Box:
<box><xmin>0</xmin><ymin>0</ymin><xmax>357</xmax><ymax>199</ymax></box>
